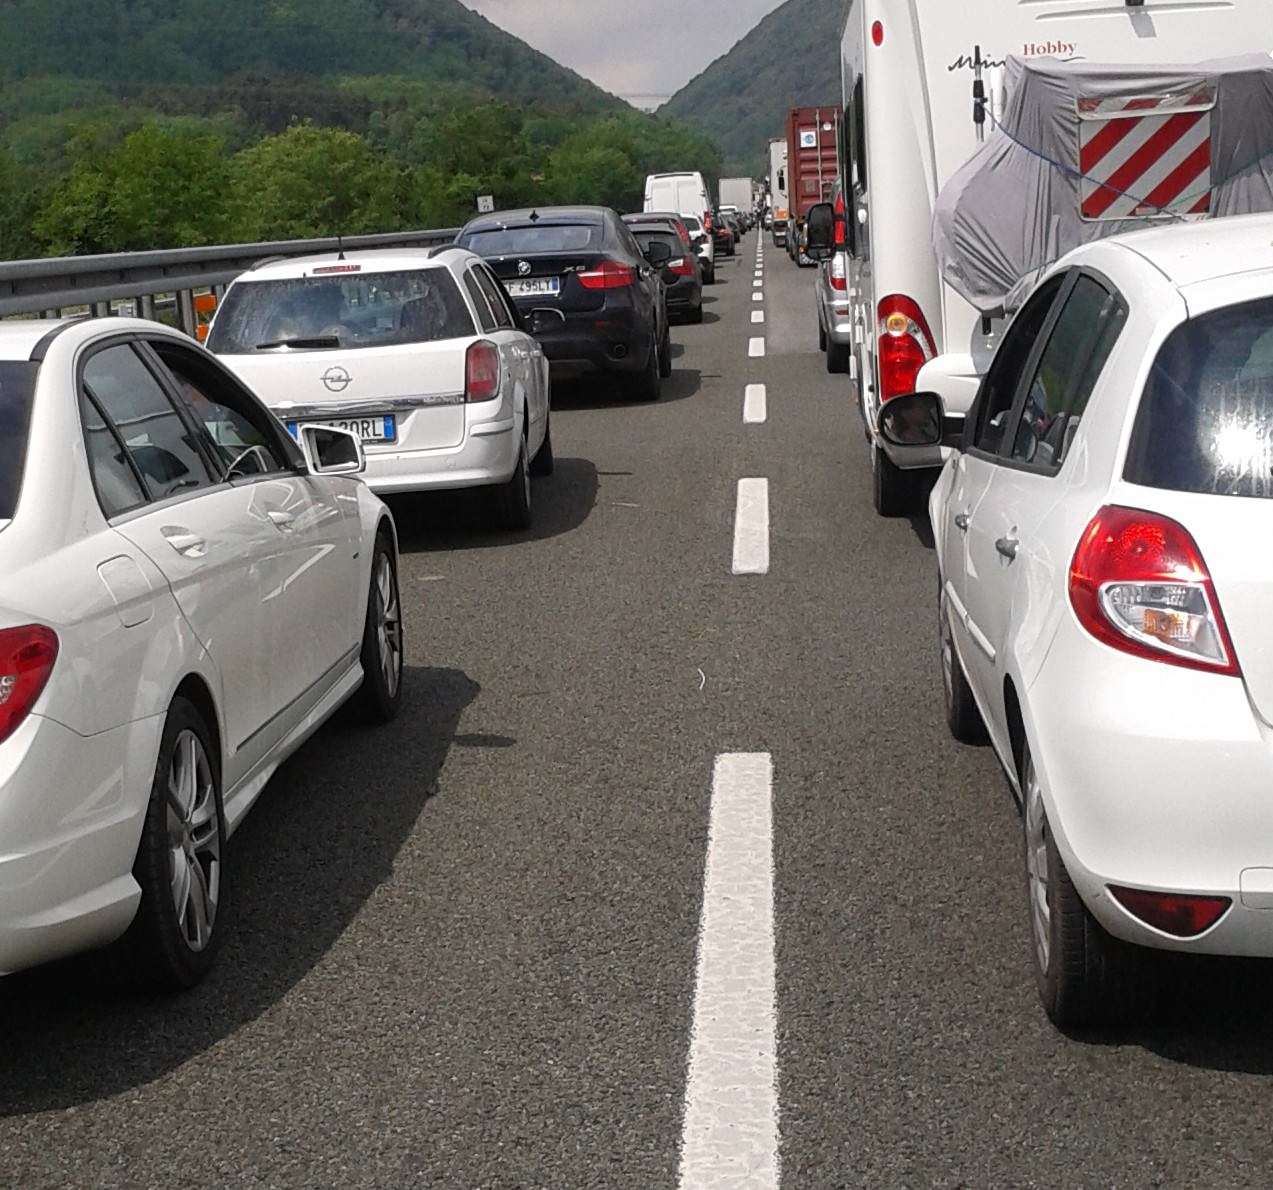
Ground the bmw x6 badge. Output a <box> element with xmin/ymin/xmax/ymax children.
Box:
<box><xmin>322</xmin><ymin>365</ymin><xmax>352</xmax><ymax>393</ymax></box>
<box><xmin>517</xmin><ymin>260</ymin><xmax>532</xmax><ymax>277</ymax></box>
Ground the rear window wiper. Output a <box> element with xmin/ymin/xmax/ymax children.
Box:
<box><xmin>254</xmin><ymin>336</ymin><xmax>341</xmax><ymax>350</ymax></box>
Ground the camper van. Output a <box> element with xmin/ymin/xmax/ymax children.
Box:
<box><xmin>838</xmin><ymin>0</ymin><xmax>1273</xmax><ymax>515</ymax></box>
<box><xmin>767</xmin><ymin>139</ymin><xmax>788</xmax><ymax>247</ymax></box>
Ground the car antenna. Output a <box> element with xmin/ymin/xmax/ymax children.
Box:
<box><xmin>528</xmin><ymin>209</ymin><xmax>540</xmax><ymax>223</ymax></box>
<box><xmin>336</xmin><ymin>229</ymin><xmax>346</xmax><ymax>261</ymax></box>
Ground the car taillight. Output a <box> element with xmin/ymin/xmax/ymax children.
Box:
<box><xmin>877</xmin><ymin>294</ymin><xmax>935</xmax><ymax>401</ymax></box>
<box><xmin>578</xmin><ymin>261</ymin><xmax>635</xmax><ymax>289</ymax></box>
<box><xmin>704</xmin><ymin>212</ymin><xmax>713</xmax><ymax>232</ymax></box>
<box><xmin>669</xmin><ymin>257</ymin><xmax>696</xmax><ymax>277</ymax></box>
<box><xmin>833</xmin><ymin>190</ymin><xmax>847</xmax><ymax>248</ymax></box>
<box><xmin>1108</xmin><ymin>886</ymin><xmax>1231</xmax><ymax>937</ymax></box>
<box><xmin>0</xmin><ymin>625</ymin><xmax>58</xmax><ymax>745</ymax></box>
<box><xmin>465</xmin><ymin>340</ymin><xmax>500</xmax><ymax>402</ymax></box>
<box><xmin>1068</xmin><ymin>505</ymin><xmax>1239</xmax><ymax>676</ymax></box>
<box><xmin>829</xmin><ymin>254</ymin><xmax>847</xmax><ymax>291</ymax></box>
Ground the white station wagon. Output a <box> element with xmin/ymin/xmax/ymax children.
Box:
<box><xmin>207</xmin><ymin>246</ymin><xmax>553</xmax><ymax>530</ymax></box>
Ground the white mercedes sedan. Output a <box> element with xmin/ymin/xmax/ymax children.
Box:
<box><xmin>206</xmin><ymin>246</ymin><xmax>553</xmax><ymax>531</ymax></box>
<box><xmin>0</xmin><ymin>316</ymin><xmax>402</xmax><ymax>989</ymax></box>
<box><xmin>881</xmin><ymin>213</ymin><xmax>1273</xmax><ymax>1028</ymax></box>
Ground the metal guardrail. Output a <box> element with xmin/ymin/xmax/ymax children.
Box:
<box><xmin>0</xmin><ymin>226</ymin><xmax>462</xmax><ymax>338</ymax></box>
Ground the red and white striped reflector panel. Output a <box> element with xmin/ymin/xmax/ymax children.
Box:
<box><xmin>1077</xmin><ymin>88</ymin><xmax>1216</xmax><ymax>222</ymax></box>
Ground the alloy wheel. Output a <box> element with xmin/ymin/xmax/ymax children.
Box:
<box><xmin>166</xmin><ymin>729</ymin><xmax>220</xmax><ymax>953</ymax></box>
<box><xmin>939</xmin><ymin>588</ymin><xmax>955</xmax><ymax>708</ymax></box>
<box><xmin>374</xmin><ymin>550</ymin><xmax>403</xmax><ymax>700</ymax></box>
<box><xmin>1024</xmin><ymin>753</ymin><xmax>1051</xmax><ymax>976</ymax></box>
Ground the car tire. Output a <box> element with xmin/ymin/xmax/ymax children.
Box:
<box><xmin>705</xmin><ymin>264</ymin><xmax>716</xmax><ymax>286</ymax></box>
<box><xmin>106</xmin><ymin>696</ymin><xmax>225</xmax><ymax>991</ymax></box>
<box><xmin>493</xmin><ymin>429</ymin><xmax>533</xmax><ymax>529</ymax></box>
<box><xmin>658</xmin><ymin>322</ymin><xmax>672</xmax><ymax>378</ymax></box>
<box><xmin>938</xmin><ymin>581</ymin><xmax>987</xmax><ymax>744</ymax></box>
<box><xmin>1023</xmin><ymin>742</ymin><xmax>1155</xmax><ymax>1028</ymax></box>
<box><xmin>687</xmin><ymin>302</ymin><xmax>704</xmax><ymax>324</ymax></box>
<box><xmin>349</xmin><ymin>531</ymin><xmax>404</xmax><ymax>723</ymax></box>
<box><xmin>871</xmin><ymin>444</ymin><xmax>916</xmax><ymax>517</ymax></box>
<box><xmin>625</xmin><ymin>340</ymin><xmax>662</xmax><ymax>402</ymax></box>
<box><xmin>818</xmin><ymin>320</ymin><xmax>827</xmax><ymax>352</ymax></box>
<box><xmin>826</xmin><ymin>341</ymin><xmax>851</xmax><ymax>374</ymax></box>
<box><xmin>529</xmin><ymin>411</ymin><xmax>554</xmax><ymax>477</ymax></box>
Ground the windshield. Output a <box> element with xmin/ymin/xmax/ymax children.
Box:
<box><xmin>206</xmin><ymin>268</ymin><xmax>475</xmax><ymax>354</ymax></box>
<box><xmin>0</xmin><ymin>361</ymin><xmax>38</xmax><ymax>521</ymax></box>
<box><xmin>458</xmin><ymin>224</ymin><xmax>602</xmax><ymax>256</ymax></box>
<box><xmin>1126</xmin><ymin>296</ymin><xmax>1273</xmax><ymax>498</ymax></box>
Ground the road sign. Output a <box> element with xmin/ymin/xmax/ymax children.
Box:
<box><xmin>476</xmin><ymin>194</ymin><xmax>495</xmax><ymax>214</ymax></box>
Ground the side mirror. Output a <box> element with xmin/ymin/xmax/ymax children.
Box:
<box><xmin>804</xmin><ymin>202</ymin><xmax>835</xmax><ymax>260</ymax></box>
<box><xmin>644</xmin><ymin>241</ymin><xmax>673</xmax><ymax>268</ymax></box>
<box><xmin>877</xmin><ymin>392</ymin><xmax>948</xmax><ymax>449</ymax></box>
<box><xmin>527</xmin><ymin>307</ymin><xmax>566</xmax><ymax>334</ymax></box>
<box><xmin>298</xmin><ymin>424</ymin><xmax>365</xmax><ymax>475</ymax></box>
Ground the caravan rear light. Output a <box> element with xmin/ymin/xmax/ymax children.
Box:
<box><xmin>0</xmin><ymin>625</ymin><xmax>58</xmax><ymax>745</ymax></box>
<box><xmin>877</xmin><ymin>295</ymin><xmax>935</xmax><ymax>401</ymax></box>
<box><xmin>465</xmin><ymin>340</ymin><xmax>501</xmax><ymax>402</ymax></box>
<box><xmin>833</xmin><ymin>190</ymin><xmax>847</xmax><ymax>248</ymax></box>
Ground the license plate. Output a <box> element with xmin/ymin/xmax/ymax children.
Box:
<box><xmin>286</xmin><ymin>414</ymin><xmax>397</xmax><ymax>444</ymax></box>
<box><xmin>505</xmin><ymin>276</ymin><xmax>561</xmax><ymax>298</ymax></box>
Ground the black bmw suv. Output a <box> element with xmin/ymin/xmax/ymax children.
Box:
<box><xmin>456</xmin><ymin>206</ymin><xmax>671</xmax><ymax>401</ymax></box>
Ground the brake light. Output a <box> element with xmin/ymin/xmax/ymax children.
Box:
<box><xmin>465</xmin><ymin>340</ymin><xmax>500</xmax><ymax>402</ymax></box>
<box><xmin>877</xmin><ymin>294</ymin><xmax>935</xmax><ymax>401</ymax></box>
<box><xmin>578</xmin><ymin>261</ymin><xmax>635</xmax><ymax>290</ymax></box>
<box><xmin>829</xmin><ymin>253</ymin><xmax>847</xmax><ymax>292</ymax></box>
<box><xmin>704</xmin><ymin>212</ymin><xmax>713</xmax><ymax>232</ymax></box>
<box><xmin>0</xmin><ymin>625</ymin><xmax>58</xmax><ymax>745</ymax></box>
<box><xmin>833</xmin><ymin>189</ymin><xmax>847</xmax><ymax>248</ymax></box>
<box><xmin>669</xmin><ymin>257</ymin><xmax>696</xmax><ymax>277</ymax></box>
<box><xmin>1068</xmin><ymin>505</ymin><xmax>1239</xmax><ymax>676</ymax></box>
<box><xmin>1108</xmin><ymin>886</ymin><xmax>1230</xmax><ymax>937</ymax></box>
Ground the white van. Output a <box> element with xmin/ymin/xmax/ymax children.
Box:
<box><xmin>839</xmin><ymin>0</ymin><xmax>1273</xmax><ymax>515</ymax></box>
<box><xmin>644</xmin><ymin>172</ymin><xmax>712</xmax><ymax>223</ymax></box>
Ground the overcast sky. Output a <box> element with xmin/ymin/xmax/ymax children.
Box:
<box><xmin>459</xmin><ymin>0</ymin><xmax>788</xmax><ymax>107</ymax></box>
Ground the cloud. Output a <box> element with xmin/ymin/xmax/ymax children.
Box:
<box><xmin>459</xmin><ymin>0</ymin><xmax>788</xmax><ymax>104</ymax></box>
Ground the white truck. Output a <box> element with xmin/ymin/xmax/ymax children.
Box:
<box><xmin>767</xmin><ymin>138</ymin><xmax>788</xmax><ymax>246</ymax></box>
<box><xmin>832</xmin><ymin>0</ymin><xmax>1273</xmax><ymax>516</ymax></box>
<box><xmin>718</xmin><ymin>176</ymin><xmax>754</xmax><ymax>215</ymax></box>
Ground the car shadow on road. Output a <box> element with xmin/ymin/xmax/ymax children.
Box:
<box><xmin>697</xmin><ymin>310</ymin><xmax>722</xmax><ymax>325</ymax></box>
<box><xmin>549</xmin><ymin>369</ymin><xmax>702</xmax><ymax>411</ymax></box>
<box><xmin>0</xmin><ymin>664</ymin><xmax>479</xmax><ymax>1115</ymax></box>
<box><xmin>390</xmin><ymin>455</ymin><xmax>599</xmax><ymax>552</ymax></box>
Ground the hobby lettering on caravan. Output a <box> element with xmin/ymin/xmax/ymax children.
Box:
<box><xmin>1023</xmin><ymin>40</ymin><xmax>1078</xmax><ymax>57</ymax></box>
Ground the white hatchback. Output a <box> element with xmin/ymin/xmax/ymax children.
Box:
<box><xmin>882</xmin><ymin>213</ymin><xmax>1273</xmax><ymax>1027</ymax></box>
<box><xmin>0</xmin><ymin>316</ymin><xmax>402</xmax><ymax>989</ymax></box>
<box><xmin>207</xmin><ymin>246</ymin><xmax>553</xmax><ymax>530</ymax></box>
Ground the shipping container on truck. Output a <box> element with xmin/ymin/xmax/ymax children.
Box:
<box><xmin>767</xmin><ymin>138</ymin><xmax>788</xmax><ymax>245</ymax></box>
<box><xmin>784</xmin><ymin>105</ymin><xmax>841</xmax><ymax>266</ymax></box>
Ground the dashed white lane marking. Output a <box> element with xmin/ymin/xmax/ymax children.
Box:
<box><xmin>752</xmin><ymin>279</ymin><xmax>763</xmax><ymax>288</ymax></box>
<box><xmin>678</xmin><ymin>752</ymin><xmax>778</xmax><ymax>1189</ymax></box>
<box><xmin>743</xmin><ymin>383</ymin><xmax>767</xmax><ymax>424</ymax></box>
<box><xmin>748</xmin><ymin>337</ymin><xmax>765</xmax><ymax>358</ymax></box>
<box><xmin>752</xmin><ymin>292</ymin><xmax>763</xmax><ymax>302</ymax></box>
<box><xmin>751</xmin><ymin>310</ymin><xmax>764</xmax><ymax>324</ymax></box>
<box><xmin>731</xmin><ymin>478</ymin><xmax>769</xmax><ymax>575</ymax></box>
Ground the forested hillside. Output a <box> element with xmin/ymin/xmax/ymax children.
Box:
<box><xmin>660</xmin><ymin>0</ymin><xmax>846</xmax><ymax>177</ymax></box>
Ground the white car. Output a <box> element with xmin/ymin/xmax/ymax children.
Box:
<box><xmin>206</xmin><ymin>246</ymin><xmax>553</xmax><ymax>531</ymax></box>
<box><xmin>882</xmin><ymin>213</ymin><xmax>1273</xmax><ymax>1027</ymax></box>
<box><xmin>0</xmin><ymin>316</ymin><xmax>402</xmax><ymax>988</ymax></box>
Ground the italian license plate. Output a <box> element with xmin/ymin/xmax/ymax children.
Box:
<box><xmin>287</xmin><ymin>414</ymin><xmax>397</xmax><ymax>444</ymax></box>
<box><xmin>505</xmin><ymin>276</ymin><xmax>561</xmax><ymax>298</ymax></box>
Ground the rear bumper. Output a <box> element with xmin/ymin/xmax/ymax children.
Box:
<box><xmin>532</xmin><ymin>313</ymin><xmax>655</xmax><ymax>377</ymax></box>
<box><xmin>362</xmin><ymin>418</ymin><xmax>521</xmax><ymax>493</ymax></box>
<box><xmin>665</xmin><ymin>275</ymin><xmax>702</xmax><ymax>313</ymax></box>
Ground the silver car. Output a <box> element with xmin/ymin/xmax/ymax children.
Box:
<box><xmin>814</xmin><ymin>184</ymin><xmax>853</xmax><ymax>374</ymax></box>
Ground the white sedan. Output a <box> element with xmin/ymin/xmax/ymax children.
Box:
<box><xmin>882</xmin><ymin>213</ymin><xmax>1273</xmax><ymax>1027</ymax></box>
<box><xmin>0</xmin><ymin>316</ymin><xmax>402</xmax><ymax>989</ymax></box>
<box><xmin>206</xmin><ymin>246</ymin><xmax>553</xmax><ymax>531</ymax></box>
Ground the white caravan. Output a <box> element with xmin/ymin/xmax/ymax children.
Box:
<box><xmin>767</xmin><ymin>138</ymin><xmax>788</xmax><ymax>246</ymax></box>
<box><xmin>840</xmin><ymin>0</ymin><xmax>1273</xmax><ymax>515</ymax></box>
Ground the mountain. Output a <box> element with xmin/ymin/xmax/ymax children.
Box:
<box><xmin>660</xmin><ymin>0</ymin><xmax>847</xmax><ymax>178</ymax></box>
<box><xmin>0</xmin><ymin>0</ymin><xmax>623</xmax><ymax>121</ymax></box>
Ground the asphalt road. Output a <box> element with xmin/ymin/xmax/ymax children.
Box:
<box><xmin>4</xmin><ymin>232</ymin><xmax>1273</xmax><ymax>1189</ymax></box>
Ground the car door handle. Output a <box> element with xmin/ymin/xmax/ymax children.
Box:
<box><xmin>161</xmin><ymin>527</ymin><xmax>206</xmax><ymax>558</ymax></box>
<box><xmin>954</xmin><ymin>513</ymin><xmax>970</xmax><ymax>532</ymax></box>
<box><xmin>996</xmin><ymin>536</ymin><xmax>1019</xmax><ymax>561</ymax></box>
<box><xmin>267</xmin><ymin>508</ymin><xmax>295</xmax><ymax>530</ymax></box>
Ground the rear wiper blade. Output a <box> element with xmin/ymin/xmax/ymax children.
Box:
<box><xmin>254</xmin><ymin>336</ymin><xmax>341</xmax><ymax>350</ymax></box>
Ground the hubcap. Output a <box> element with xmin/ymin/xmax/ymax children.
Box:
<box><xmin>166</xmin><ymin>729</ymin><xmax>220</xmax><ymax>953</ymax></box>
<box><xmin>1023</xmin><ymin>753</ymin><xmax>1051</xmax><ymax>975</ymax></box>
<box><xmin>374</xmin><ymin>552</ymin><xmax>402</xmax><ymax>699</ymax></box>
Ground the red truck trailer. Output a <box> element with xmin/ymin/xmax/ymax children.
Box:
<box><xmin>784</xmin><ymin>105</ymin><xmax>841</xmax><ymax>266</ymax></box>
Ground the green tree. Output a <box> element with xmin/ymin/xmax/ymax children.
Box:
<box><xmin>0</xmin><ymin>151</ymin><xmax>51</xmax><ymax>260</ymax></box>
<box><xmin>227</xmin><ymin>123</ymin><xmax>404</xmax><ymax>241</ymax></box>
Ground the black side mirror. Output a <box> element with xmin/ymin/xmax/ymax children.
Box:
<box><xmin>644</xmin><ymin>241</ymin><xmax>673</xmax><ymax>268</ymax></box>
<box><xmin>877</xmin><ymin>392</ymin><xmax>947</xmax><ymax>448</ymax></box>
<box><xmin>804</xmin><ymin>202</ymin><xmax>835</xmax><ymax>260</ymax></box>
<box><xmin>527</xmin><ymin>307</ymin><xmax>566</xmax><ymax>335</ymax></box>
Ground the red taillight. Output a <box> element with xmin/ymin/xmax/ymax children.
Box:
<box><xmin>1108</xmin><ymin>886</ymin><xmax>1231</xmax><ymax>937</ymax></box>
<box><xmin>703</xmin><ymin>211</ymin><xmax>713</xmax><ymax>232</ymax></box>
<box><xmin>1068</xmin><ymin>505</ymin><xmax>1239</xmax><ymax>676</ymax></box>
<box><xmin>872</xmin><ymin>19</ymin><xmax>884</xmax><ymax>45</ymax></box>
<box><xmin>876</xmin><ymin>294</ymin><xmax>935</xmax><ymax>401</ymax></box>
<box><xmin>833</xmin><ymin>189</ymin><xmax>847</xmax><ymax>248</ymax></box>
<box><xmin>465</xmin><ymin>340</ymin><xmax>500</xmax><ymax>402</ymax></box>
<box><xmin>669</xmin><ymin>257</ymin><xmax>696</xmax><ymax>277</ymax></box>
<box><xmin>0</xmin><ymin>625</ymin><xmax>58</xmax><ymax>745</ymax></box>
<box><xmin>578</xmin><ymin>261</ymin><xmax>635</xmax><ymax>290</ymax></box>
<box><xmin>829</xmin><ymin>254</ymin><xmax>847</xmax><ymax>291</ymax></box>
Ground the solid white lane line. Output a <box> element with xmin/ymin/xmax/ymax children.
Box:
<box><xmin>752</xmin><ymin>292</ymin><xmax>763</xmax><ymax>302</ymax></box>
<box><xmin>678</xmin><ymin>752</ymin><xmax>778</xmax><ymax>1190</ymax></box>
<box><xmin>743</xmin><ymin>383</ymin><xmax>767</xmax><ymax>424</ymax></box>
<box><xmin>751</xmin><ymin>310</ymin><xmax>765</xmax><ymax>323</ymax></box>
<box><xmin>731</xmin><ymin>478</ymin><xmax>769</xmax><ymax>575</ymax></box>
<box><xmin>748</xmin><ymin>337</ymin><xmax>765</xmax><ymax>358</ymax></box>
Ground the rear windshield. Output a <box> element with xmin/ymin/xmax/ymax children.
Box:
<box><xmin>681</xmin><ymin>216</ymin><xmax>702</xmax><ymax>231</ymax></box>
<box><xmin>0</xmin><ymin>361</ymin><xmax>38</xmax><ymax>521</ymax></box>
<box><xmin>458</xmin><ymin>224</ymin><xmax>602</xmax><ymax>256</ymax></box>
<box><xmin>206</xmin><ymin>268</ymin><xmax>475</xmax><ymax>354</ymax></box>
<box><xmin>1125</xmin><ymin>296</ymin><xmax>1273</xmax><ymax>498</ymax></box>
<box><xmin>633</xmin><ymin>229</ymin><xmax>682</xmax><ymax>254</ymax></box>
